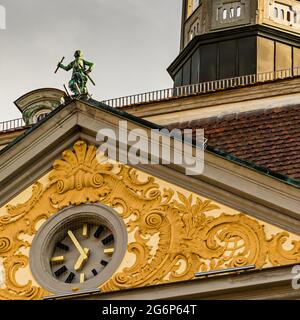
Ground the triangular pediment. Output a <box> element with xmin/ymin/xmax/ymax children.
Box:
<box><xmin>0</xmin><ymin>98</ymin><xmax>300</xmax><ymax>300</ymax></box>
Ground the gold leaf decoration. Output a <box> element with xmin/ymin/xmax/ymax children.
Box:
<box><xmin>0</xmin><ymin>182</ymin><xmax>44</xmax><ymax>228</ymax></box>
<box><xmin>49</xmin><ymin>140</ymin><xmax>116</xmax><ymax>208</ymax></box>
<box><xmin>268</xmin><ymin>232</ymin><xmax>300</xmax><ymax>265</ymax></box>
<box><xmin>0</xmin><ymin>255</ymin><xmax>47</xmax><ymax>300</ymax></box>
<box><xmin>0</xmin><ymin>238</ymin><xmax>11</xmax><ymax>254</ymax></box>
<box><xmin>0</xmin><ymin>140</ymin><xmax>300</xmax><ymax>299</ymax></box>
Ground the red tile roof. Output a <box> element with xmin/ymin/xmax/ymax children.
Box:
<box><xmin>167</xmin><ymin>105</ymin><xmax>300</xmax><ymax>181</ymax></box>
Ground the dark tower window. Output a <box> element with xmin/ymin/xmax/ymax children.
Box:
<box><xmin>199</xmin><ymin>44</ymin><xmax>217</xmax><ymax>82</ymax></box>
<box><xmin>287</xmin><ymin>11</ymin><xmax>291</xmax><ymax>22</ymax></box>
<box><xmin>274</xmin><ymin>7</ymin><xmax>278</xmax><ymax>18</ymax></box>
<box><xmin>174</xmin><ymin>69</ymin><xmax>183</xmax><ymax>87</ymax></box>
<box><xmin>182</xmin><ymin>59</ymin><xmax>191</xmax><ymax>85</ymax></box>
<box><xmin>219</xmin><ymin>40</ymin><xmax>237</xmax><ymax>79</ymax></box>
<box><xmin>191</xmin><ymin>49</ymin><xmax>200</xmax><ymax>84</ymax></box>
<box><xmin>36</xmin><ymin>112</ymin><xmax>49</xmax><ymax>122</ymax></box>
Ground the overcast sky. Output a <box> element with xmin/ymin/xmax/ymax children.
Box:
<box><xmin>0</xmin><ymin>0</ymin><xmax>182</xmax><ymax>121</ymax></box>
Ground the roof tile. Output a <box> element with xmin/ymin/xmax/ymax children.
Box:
<box><xmin>168</xmin><ymin>105</ymin><xmax>300</xmax><ymax>181</ymax></box>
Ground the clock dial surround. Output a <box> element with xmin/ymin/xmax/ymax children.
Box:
<box><xmin>30</xmin><ymin>204</ymin><xmax>127</xmax><ymax>294</ymax></box>
<box><xmin>50</xmin><ymin>223</ymin><xmax>115</xmax><ymax>284</ymax></box>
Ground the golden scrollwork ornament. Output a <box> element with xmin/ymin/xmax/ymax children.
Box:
<box><xmin>0</xmin><ymin>140</ymin><xmax>299</xmax><ymax>299</ymax></box>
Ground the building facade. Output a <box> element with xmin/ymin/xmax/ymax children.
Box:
<box><xmin>0</xmin><ymin>0</ymin><xmax>300</xmax><ymax>300</ymax></box>
<box><xmin>170</xmin><ymin>0</ymin><xmax>300</xmax><ymax>86</ymax></box>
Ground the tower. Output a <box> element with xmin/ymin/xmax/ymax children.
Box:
<box><xmin>168</xmin><ymin>0</ymin><xmax>300</xmax><ymax>86</ymax></box>
<box><xmin>14</xmin><ymin>88</ymin><xmax>64</xmax><ymax>125</ymax></box>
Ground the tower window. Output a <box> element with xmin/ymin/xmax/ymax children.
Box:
<box><xmin>186</xmin><ymin>0</ymin><xmax>200</xmax><ymax>18</ymax></box>
<box><xmin>223</xmin><ymin>9</ymin><xmax>227</xmax><ymax>20</ymax></box>
<box><xmin>189</xmin><ymin>19</ymin><xmax>200</xmax><ymax>41</ymax></box>
<box><xmin>192</xmin><ymin>0</ymin><xmax>199</xmax><ymax>11</ymax></box>
<box><xmin>237</xmin><ymin>6</ymin><xmax>241</xmax><ymax>17</ymax></box>
<box><xmin>33</xmin><ymin>111</ymin><xmax>50</xmax><ymax>124</ymax></box>
<box><xmin>36</xmin><ymin>112</ymin><xmax>49</xmax><ymax>122</ymax></box>
<box><xmin>230</xmin><ymin>8</ymin><xmax>234</xmax><ymax>18</ymax></box>
<box><xmin>269</xmin><ymin>2</ymin><xmax>297</xmax><ymax>26</ymax></box>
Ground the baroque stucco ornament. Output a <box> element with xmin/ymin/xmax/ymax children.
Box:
<box><xmin>0</xmin><ymin>140</ymin><xmax>300</xmax><ymax>299</ymax></box>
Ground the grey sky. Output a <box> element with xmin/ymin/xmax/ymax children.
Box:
<box><xmin>0</xmin><ymin>0</ymin><xmax>182</xmax><ymax>121</ymax></box>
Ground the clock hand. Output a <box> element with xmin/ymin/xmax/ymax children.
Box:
<box><xmin>67</xmin><ymin>230</ymin><xmax>87</xmax><ymax>259</ymax></box>
<box><xmin>74</xmin><ymin>248</ymin><xmax>90</xmax><ymax>271</ymax></box>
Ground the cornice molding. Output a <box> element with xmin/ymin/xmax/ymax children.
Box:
<box><xmin>0</xmin><ymin>99</ymin><xmax>299</xmax><ymax>235</ymax></box>
<box><xmin>75</xmin><ymin>264</ymin><xmax>300</xmax><ymax>300</ymax></box>
<box><xmin>122</xmin><ymin>77</ymin><xmax>300</xmax><ymax>120</ymax></box>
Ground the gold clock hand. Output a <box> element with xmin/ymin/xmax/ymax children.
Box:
<box><xmin>74</xmin><ymin>248</ymin><xmax>90</xmax><ymax>271</ymax></box>
<box><xmin>67</xmin><ymin>230</ymin><xmax>87</xmax><ymax>259</ymax></box>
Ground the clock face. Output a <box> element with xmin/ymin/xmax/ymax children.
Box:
<box><xmin>30</xmin><ymin>204</ymin><xmax>127</xmax><ymax>294</ymax></box>
<box><xmin>50</xmin><ymin>223</ymin><xmax>115</xmax><ymax>285</ymax></box>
